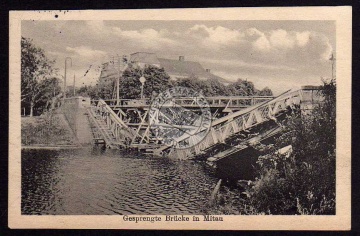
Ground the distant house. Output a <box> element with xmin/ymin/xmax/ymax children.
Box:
<box><xmin>99</xmin><ymin>57</ymin><xmax>128</xmax><ymax>84</ymax></box>
<box><xmin>99</xmin><ymin>52</ymin><xmax>229</xmax><ymax>85</ymax></box>
<box><xmin>130</xmin><ymin>52</ymin><xmax>161</xmax><ymax>68</ymax></box>
<box><xmin>99</xmin><ymin>62</ymin><xmax>118</xmax><ymax>83</ymax></box>
<box><xmin>158</xmin><ymin>57</ymin><xmax>229</xmax><ymax>84</ymax></box>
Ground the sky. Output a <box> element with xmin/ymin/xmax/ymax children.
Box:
<box><xmin>22</xmin><ymin>20</ymin><xmax>336</xmax><ymax>95</ymax></box>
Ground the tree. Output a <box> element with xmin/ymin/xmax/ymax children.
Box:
<box><xmin>76</xmin><ymin>85</ymin><xmax>97</xmax><ymax>98</ymax></box>
<box><xmin>120</xmin><ymin>65</ymin><xmax>171</xmax><ymax>99</ymax></box>
<box><xmin>227</xmin><ymin>79</ymin><xmax>259</xmax><ymax>96</ymax></box>
<box><xmin>203</xmin><ymin>78</ymin><xmax>229</xmax><ymax>96</ymax></box>
<box><xmin>172</xmin><ymin>76</ymin><xmax>203</xmax><ymax>92</ymax></box>
<box><xmin>171</xmin><ymin>76</ymin><xmax>229</xmax><ymax>97</ymax></box>
<box><xmin>93</xmin><ymin>80</ymin><xmax>114</xmax><ymax>99</ymax></box>
<box><xmin>258</xmin><ymin>87</ymin><xmax>273</xmax><ymax>96</ymax></box>
<box><xmin>21</xmin><ymin>37</ymin><xmax>58</xmax><ymax>116</ymax></box>
<box><xmin>246</xmin><ymin>79</ymin><xmax>336</xmax><ymax>214</ymax></box>
<box><xmin>92</xmin><ymin>65</ymin><xmax>273</xmax><ymax>100</ymax></box>
<box><xmin>36</xmin><ymin>77</ymin><xmax>62</xmax><ymax>113</ymax></box>
<box><xmin>21</xmin><ymin>77</ymin><xmax>61</xmax><ymax>116</ymax></box>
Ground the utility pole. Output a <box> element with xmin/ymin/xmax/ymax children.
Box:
<box><xmin>117</xmin><ymin>55</ymin><xmax>120</xmax><ymax>106</ymax></box>
<box><xmin>330</xmin><ymin>53</ymin><xmax>336</xmax><ymax>80</ymax></box>
<box><xmin>64</xmin><ymin>57</ymin><xmax>72</xmax><ymax>100</ymax></box>
<box><xmin>73</xmin><ymin>74</ymin><xmax>76</xmax><ymax>96</ymax></box>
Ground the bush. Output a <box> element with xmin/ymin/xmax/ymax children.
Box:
<box><xmin>202</xmin><ymin>186</ymin><xmax>263</xmax><ymax>215</ymax></box>
<box><xmin>205</xmin><ymin>79</ymin><xmax>336</xmax><ymax>215</ymax></box>
<box><xmin>245</xmin><ymin>79</ymin><xmax>336</xmax><ymax>215</ymax></box>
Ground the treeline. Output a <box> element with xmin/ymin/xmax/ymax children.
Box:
<box><xmin>21</xmin><ymin>36</ymin><xmax>273</xmax><ymax>116</ymax></box>
<box><xmin>173</xmin><ymin>77</ymin><xmax>273</xmax><ymax>97</ymax></box>
<box><xmin>76</xmin><ymin>64</ymin><xmax>273</xmax><ymax>100</ymax></box>
<box><xmin>21</xmin><ymin>37</ymin><xmax>62</xmax><ymax>116</ymax></box>
<box><xmin>206</xmin><ymin>79</ymin><xmax>336</xmax><ymax>215</ymax></box>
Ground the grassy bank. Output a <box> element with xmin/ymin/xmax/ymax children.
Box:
<box><xmin>21</xmin><ymin>114</ymin><xmax>78</xmax><ymax>146</ymax></box>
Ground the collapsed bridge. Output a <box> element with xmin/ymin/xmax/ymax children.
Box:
<box><xmin>86</xmin><ymin>86</ymin><xmax>322</xmax><ymax>161</ymax></box>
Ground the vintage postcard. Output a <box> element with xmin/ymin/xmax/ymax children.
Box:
<box><xmin>9</xmin><ymin>7</ymin><xmax>351</xmax><ymax>230</ymax></box>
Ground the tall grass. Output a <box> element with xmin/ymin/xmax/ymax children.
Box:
<box><xmin>21</xmin><ymin>114</ymin><xmax>76</xmax><ymax>146</ymax></box>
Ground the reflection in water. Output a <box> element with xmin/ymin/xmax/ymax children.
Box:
<box><xmin>22</xmin><ymin>148</ymin><xmax>218</xmax><ymax>215</ymax></box>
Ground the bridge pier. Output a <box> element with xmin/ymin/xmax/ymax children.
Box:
<box><xmin>61</xmin><ymin>96</ymin><xmax>93</xmax><ymax>146</ymax></box>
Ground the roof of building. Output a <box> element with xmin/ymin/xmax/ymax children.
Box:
<box><xmin>157</xmin><ymin>58</ymin><xmax>205</xmax><ymax>77</ymax></box>
<box><xmin>130</xmin><ymin>52</ymin><xmax>160</xmax><ymax>65</ymax></box>
<box><xmin>158</xmin><ymin>58</ymin><xmax>229</xmax><ymax>84</ymax></box>
<box><xmin>100</xmin><ymin>52</ymin><xmax>230</xmax><ymax>84</ymax></box>
<box><xmin>99</xmin><ymin>62</ymin><xmax>117</xmax><ymax>80</ymax></box>
<box><xmin>205</xmin><ymin>73</ymin><xmax>230</xmax><ymax>85</ymax></box>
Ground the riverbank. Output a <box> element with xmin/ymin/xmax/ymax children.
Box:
<box><xmin>21</xmin><ymin>113</ymin><xmax>78</xmax><ymax>146</ymax></box>
<box><xmin>21</xmin><ymin>145</ymin><xmax>82</xmax><ymax>150</ymax></box>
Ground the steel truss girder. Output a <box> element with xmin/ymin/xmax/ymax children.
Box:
<box><xmin>93</xmin><ymin>88</ymin><xmax>319</xmax><ymax>159</ymax></box>
<box><xmin>162</xmin><ymin>89</ymin><xmax>305</xmax><ymax>159</ymax></box>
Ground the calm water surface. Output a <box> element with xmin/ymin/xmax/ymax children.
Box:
<box><xmin>22</xmin><ymin>148</ymin><xmax>218</xmax><ymax>215</ymax></box>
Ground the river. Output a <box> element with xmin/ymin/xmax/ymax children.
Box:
<box><xmin>21</xmin><ymin>148</ymin><xmax>219</xmax><ymax>215</ymax></box>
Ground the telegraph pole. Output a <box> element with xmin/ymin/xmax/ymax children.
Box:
<box><xmin>73</xmin><ymin>74</ymin><xmax>76</xmax><ymax>96</ymax></box>
<box><xmin>117</xmin><ymin>55</ymin><xmax>120</xmax><ymax>106</ymax></box>
<box><xmin>330</xmin><ymin>53</ymin><xmax>336</xmax><ymax>80</ymax></box>
<box><xmin>64</xmin><ymin>57</ymin><xmax>72</xmax><ymax>100</ymax></box>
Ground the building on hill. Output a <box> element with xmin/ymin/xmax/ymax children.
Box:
<box><xmin>130</xmin><ymin>52</ymin><xmax>161</xmax><ymax>68</ymax></box>
<box><xmin>158</xmin><ymin>57</ymin><xmax>229</xmax><ymax>84</ymax></box>
<box><xmin>99</xmin><ymin>62</ymin><xmax>118</xmax><ymax>84</ymax></box>
<box><xmin>99</xmin><ymin>56</ymin><xmax>128</xmax><ymax>84</ymax></box>
<box><xmin>99</xmin><ymin>52</ymin><xmax>230</xmax><ymax>85</ymax></box>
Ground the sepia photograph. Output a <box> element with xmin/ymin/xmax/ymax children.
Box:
<box><xmin>9</xmin><ymin>7</ymin><xmax>351</xmax><ymax>230</ymax></box>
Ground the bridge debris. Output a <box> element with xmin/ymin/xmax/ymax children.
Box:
<box><xmin>87</xmin><ymin>86</ymin><xmax>322</xmax><ymax>160</ymax></box>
